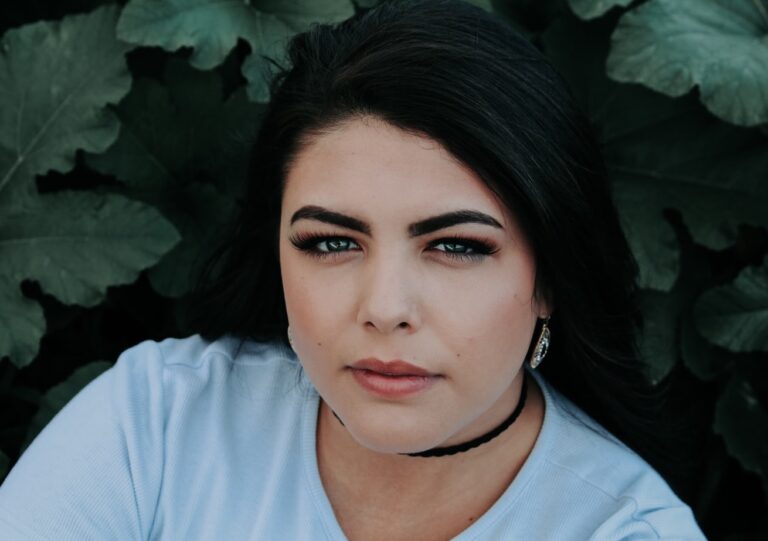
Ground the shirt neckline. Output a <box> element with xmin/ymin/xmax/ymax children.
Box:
<box><xmin>300</xmin><ymin>366</ymin><xmax>559</xmax><ymax>540</ymax></box>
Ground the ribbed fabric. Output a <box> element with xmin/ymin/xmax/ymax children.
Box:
<box><xmin>0</xmin><ymin>335</ymin><xmax>706</xmax><ymax>540</ymax></box>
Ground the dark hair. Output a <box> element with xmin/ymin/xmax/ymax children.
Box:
<box><xmin>185</xmin><ymin>0</ymin><xmax>684</xmax><ymax>487</ymax></box>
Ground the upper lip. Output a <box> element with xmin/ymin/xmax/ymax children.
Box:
<box><xmin>350</xmin><ymin>358</ymin><xmax>437</xmax><ymax>377</ymax></box>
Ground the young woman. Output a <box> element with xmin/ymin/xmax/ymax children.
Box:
<box><xmin>0</xmin><ymin>0</ymin><xmax>706</xmax><ymax>539</ymax></box>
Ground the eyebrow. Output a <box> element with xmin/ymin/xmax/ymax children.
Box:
<box><xmin>289</xmin><ymin>205</ymin><xmax>504</xmax><ymax>237</ymax></box>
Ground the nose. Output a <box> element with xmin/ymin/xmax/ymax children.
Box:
<box><xmin>356</xmin><ymin>252</ymin><xmax>421</xmax><ymax>335</ymax></box>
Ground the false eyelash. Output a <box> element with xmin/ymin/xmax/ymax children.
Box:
<box><xmin>288</xmin><ymin>231</ymin><xmax>498</xmax><ymax>262</ymax></box>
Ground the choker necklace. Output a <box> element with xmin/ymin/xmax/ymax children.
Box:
<box><xmin>330</xmin><ymin>369</ymin><xmax>529</xmax><ymax>457</ymax></box>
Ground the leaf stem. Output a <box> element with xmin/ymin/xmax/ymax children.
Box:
<box><xmin>753</xmin><ymin>0</ymin><xmax>768</xmax><ymax>28</ymax></box>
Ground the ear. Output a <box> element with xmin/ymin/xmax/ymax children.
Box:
<box><xmin>533</xmin><ymin>288</ymin><xmax>554</xmax><ymax>320</ymax></box>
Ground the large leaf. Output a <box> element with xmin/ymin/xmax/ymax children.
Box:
<box><xmin>117</xmin><ymin>0</ymin><xmax>294</xmax><ymax>70</ymax></box>
<box><xmin>543</xmin><ymin>14</ymin><xmax>768</xmax><ymax>290</ymax></box>
<box><xmin>680</xmin><ymin>315</ymin><xmax>733</xmax><ymax>381</ymax></box>
<box><xmin>0</xmin><ymin>6</ymin><xmax>180</xmax><ymax>368</ymax></box>
<box><xmin>695</xmin><ymin>257</ymin><xmax>768</xmax><ymax>353</ymax></box>
<box><xmin>117</xmin><ymin>0</ymin><xmax>355</xmax><ymax>103</ymax></box>
<box><xmin>607</xmin><ymin>0</ymin><xmax>768</xmax><ymax>127</ymax></box>
<box><xmin>0</xmin><ymin>5</ymin><xmax>131</xmax><ymax>203</ymax></box>
<box><xmin>87</xmin><ymin>61</ymin><xmax>261</xmax><ymax>297</ymax></box>
<box><xmin>636</xmin><ymin>231</ymin><xmax>723</xmax><ymax>383</ymax></box>
<box><xmin>21</xmin><ymin>360</ymin><xmax>112</xmax><ymax>453</ymax></box>
<box><xmin>0</xmin><ymin>192</ymin><xmax>180</xmax><ymax>366</ymax></box>
<box><xmin>257</xmin><ymin>0</ymin><xmax>357</xmax><ymax>32</ymax></box>
<box><xmin>637</xmin><ymin>288</ymin><xmax>679</xmax><ymax>384</ymax></box>
<box><xmin>242</xmin><ymin>0</ymin><xmax>356</xmax><ymax>102</ymax></box>
<box><xmin>0</xmin><ymin>450</ymin><xmax>8</xmax><ymax>480</ymax></box>
<box><xmin>714</xmin><ymin>371</ymin><xmax>768</xmax><ymax>489</ymax></box>
<box><xmin>637</xmin><ymin>224</ymin><xmax>735</xmax><ymax>382</ymax></box>
<box><xmin>0</xmin><ymin>283</ymin><xmax>44</xmax><ymax>368</ymax></box>
<box><xmin>1</xmin><ymin>192</ymin><xmax>179</xmax><ymax>306</ymax></box>
<box><xmin>567</xmin><ymin>0</ymin><xmax>631</xmax><ymax>20</ymax></box>
<box><xmin>465</xmin><ymin>0</ymin><xmax>493</xmax><ymax>12</ymax></box>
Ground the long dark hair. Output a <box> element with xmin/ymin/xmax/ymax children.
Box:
<box><xmin>184</xmin><ymin>0</ymin><xmax>685</xmax><ymax>488</ymax></box>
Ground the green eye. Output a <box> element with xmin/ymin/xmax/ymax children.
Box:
<box><xmin>289</xmin><ymin>233</ymin><xmax>497</xmax><ymax>262</ymax></box>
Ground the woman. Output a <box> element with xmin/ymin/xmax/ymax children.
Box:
<box><xmin>0</xmin><ymin>0</ymin><xmax>706</xmax><ymax>539</ymax></box>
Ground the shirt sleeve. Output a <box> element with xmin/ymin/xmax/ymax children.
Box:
<box><xmin>0</xmin><ymin>340</ymin><xmax>167</xmax><ymax>541</ymax></box>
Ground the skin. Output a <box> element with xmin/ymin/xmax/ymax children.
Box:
<box><xmin>278</xmin><ymin>116</ymin><xmax>550</xmax><ymax>539</ymax></box>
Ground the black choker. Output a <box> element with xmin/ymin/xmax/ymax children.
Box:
<box><xmin>330</xmin><ymin>369</ymin><xmax>528</xmax><ymax>457</ymax></box>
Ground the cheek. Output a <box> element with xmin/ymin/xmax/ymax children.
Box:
<box><xmin>439</xmin><ymin>261</ymin><xmax>537</xmax><ymax>343</ymax></box>
<box><xmin>280</xmin><ymin>250</ymin><xmax>351</xmax><ymax>352</ymax></box>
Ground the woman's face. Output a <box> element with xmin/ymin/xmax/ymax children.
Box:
<box><xmin>279</xmin><ymin>117</ymin><xmax>549</xmax><ymax>454</ymax></box>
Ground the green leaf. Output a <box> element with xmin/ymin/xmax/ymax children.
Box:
<box><xmin>543</xmin><ymin>14</ymin><xmax>768</xmax><ymax>290</ymax></box>
<box><xmin>0</xmin><ymin>191</ymin><xmax>181</xmax><ymax>367</ymax></box>
<box><xmin>0</xmin><ymin>450</ymin><xmax>9</xmax><ymax>480</ymax></box>
<box><xmin>117</xmin><ymin>0</ymin><xmax>355</xmax><ymax>103</ymax></box>
<box><xmin>465</xmin><ymin>0</ymin><xmax>494</xmax><ymax>12</ymax></box>
<box><xmin>606</xmin><ymin>0</ymin><xmax>768</xmax><ymax>126</ymax></box>
<box><xmin>87</xmin><ymin>61</ymin><xmax>260</xmax><ymax>297</ymax></box>
<box><xmin>257</xmin><ymin>0</ymin><xmax>357</xmax><ymax>32</ymax></box>
<box><xmin>0</xmin><ymin>282</ymin><xmax>44</xmax><ymax>367</ymax></box>
<box><xmin>567</xmin><ymin>0</ymin><xmax>631</xmax><ymax>20</ymax></box>
<box><xmin>147</xmin><ymin>183</ymin><xmax>236</xmax><ymax>297</ymax></box>
<box><xmin>0</xmin><ymin>5</ymin><xmax>133</xmax><ymax>203</ymax></box>
<box><xmin>21</xmin><ymin>360</ymin><xmax>112</xmax><ymax>452</ymax></box>
<box><xmin>1</xmin><ymin>192</ymin><xmax>180</xmax><ymax>306</ymax></box>
<box><xmin>680</xmin><ymin>314</ymin><xmax>732</xmax><ymax>381</ymax></box>
<box><xmin>0</xmin><ymin>6</ymin><xmax>180</xmax><ymax>368</ymax></box>
<box><xmin>695</xmin><ymin>257</ymin><xmax>768</xmax><ymax>353</ymax></box>
<box><xmin>714</xmin><ymin>371</ymin><xmax>768</xmax><ymax>487</ymax></box>
<box><xmin>118</xmin><ymin>0</ymin><xmax>293</xmax><ymax>70</ymax></box>
<box><xmin>638</xmin><ymin>288</ymin><xmax>679</xmax><ymax>384</ymax></box>
<box><xmin>241</xmin><ymin>0</ymin><xmax>356</xmax><ymax>102</ymax></box>
<box><xmin>636</xmin><ymin>233</ymin><xmax>720</xmax><ymax>383</ymax></box>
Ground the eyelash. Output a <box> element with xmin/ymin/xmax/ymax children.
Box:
<box><xmin>288</xmin><ymin>232</ymin><xmax>498</xmax><ymax>263</ymax></box>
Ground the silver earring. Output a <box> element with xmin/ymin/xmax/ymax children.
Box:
<box><xmin>287</xmin><ymin>325</ymin><xmax>295</xmax><ymax>352</ymax></box>
<box><xmin>528</xmin><ymin>317</ymin><xmax>550</xmax><ymax>370</ymax></box>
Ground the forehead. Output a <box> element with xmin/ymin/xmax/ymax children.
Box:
<box><xmin>283</xmin><ymin>117</ymin><xmax>512</xmax><ymax>229</ymax></box>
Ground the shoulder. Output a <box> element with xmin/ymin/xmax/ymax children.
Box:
<box><xmin>99</xmin><ymin>334</ymin><xmax>311</xmax><ymax>440</ymax></box>
<box><xmin>529</xmin><ymin>370</ymin><xmax>706</xmax><ymax>540</ymax></box>
<box><xmin>112</xmin><ymin>334</ymin><xmax>305</xmax><ymax>397</ymax></box>
<box><xmin>118</xmin><ymin>333</ymin><xmax>292</xmax><ymax>370</ymax></box>
<box><xmin>0</xmin><ymin>335</ymin><xmax>308</xmax><ymax>540</ymax></box>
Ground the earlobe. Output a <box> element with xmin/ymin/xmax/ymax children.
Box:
<box><xmin>533</xmin><ymin>296</ymin><xmax>553</xmax><ymax>321</ymax></box>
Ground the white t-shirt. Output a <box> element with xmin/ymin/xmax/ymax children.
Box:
<box><xmin>0</xmin><ymin>335</ymin><xmax>706</xmax><ymax>539</ymax></box>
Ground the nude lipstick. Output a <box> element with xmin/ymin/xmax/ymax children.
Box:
<box><xmin>348</xmin><ymin>358</ymin><xmax>440</xmax><ymax>398</ymax></box>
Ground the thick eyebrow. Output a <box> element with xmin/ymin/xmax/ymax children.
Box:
<box><xmin>289</xmin><ymin>205</ymin><xmax>504</xmax><ymax>237</ymax></box>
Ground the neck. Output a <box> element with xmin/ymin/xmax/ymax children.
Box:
<box><xmin>330</xmin><ymin>369</ymin><xmax>529</xmax><ymax>457</ymax></box>
<box><xmin>316</xmin><ymin>370</ymin><xmax>545</xmax><ymax>498</ymax></box>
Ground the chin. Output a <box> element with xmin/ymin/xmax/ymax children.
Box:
<box><xmin>344</xmin><ymin>418</ymin><xmax>447</xmax><ymax>455</ymax></box>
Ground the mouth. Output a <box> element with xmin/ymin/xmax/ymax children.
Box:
<box><xmin>349</xmin><ymin>358</ymin><xmax>438</xmax><ymax>377</ymax></box>
<box><xmin>347</xmin><ymin>358</ymin><xmax>441</xmax><ymax>398</ymax></box>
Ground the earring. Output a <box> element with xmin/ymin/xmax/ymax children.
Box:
<box><xmin>287</xmin><ymin>325</ymin><xmax>296</xmax><ymax>352</ymax></box>
<box><xmin>528</xmin><ymin>317</ymin><xmax>550</xmax><ymax>370</ymax></box>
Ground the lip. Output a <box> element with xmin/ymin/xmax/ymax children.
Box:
<box><xmin>348</xmin><ymin>358</ymin><xmax>440</xmax><ymax>398</ymax></box>
<box><xmin>350</xmin><ymin>358</ymin><xmax>437</xmax><ymax>376</ymax></box>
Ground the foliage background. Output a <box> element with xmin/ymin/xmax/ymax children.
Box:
<box><xmin>1</xmin><ymin>0</ymin><xmax>767</xmax><ymax>538</ymax></box>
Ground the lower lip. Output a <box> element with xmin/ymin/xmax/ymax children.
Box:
<box><xmin>350</xmin><ymin>368</ymin><xmax>439</xmax><ymax>398</ymax></box>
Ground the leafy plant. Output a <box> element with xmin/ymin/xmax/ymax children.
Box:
<box><xmin>0</xmin><ymin>5</ymin><xmax>180</xmax><ymax>367</ymax></box>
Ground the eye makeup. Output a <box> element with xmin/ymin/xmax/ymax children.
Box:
<box><xmin>288</xmin><ymin>231</ymin><xmax>499</xmax><ymax>263</ymax></box>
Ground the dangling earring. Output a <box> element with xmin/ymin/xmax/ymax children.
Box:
<box><xmin>287</xmin><ymin>325</ymin><xmax>296</xmax><ymax>352</ymax></box>
<box><xmin>528</xmin><ymin>317</ymin><xmax>550</xmax><ymax>370</ymax></box>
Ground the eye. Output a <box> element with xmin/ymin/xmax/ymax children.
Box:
<box><xmin>429</xmin><ymin>237</ymin><xmax>498</xmax><ymax>262</ymax></box>
<box><xmin>289</xmin><ymin>233</ymin><xmax>498</xmax><ymax>262</ymax></box>
<box><xmin>289</xmin><ymin>233</ymin><xmax>361</xmax><ymax>260</ymax></box>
